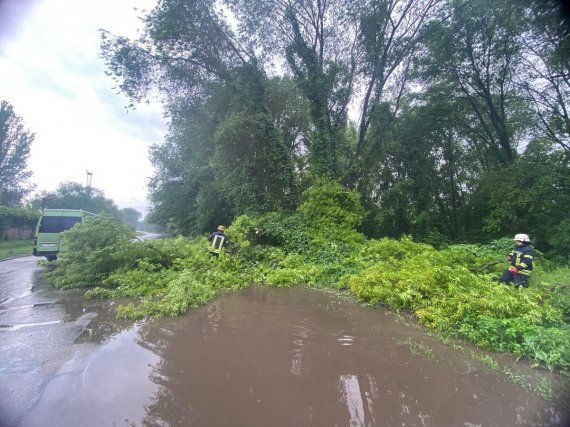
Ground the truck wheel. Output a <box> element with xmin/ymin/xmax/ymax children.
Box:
<box><xmin>46</xmin><ymin>255</ymin><xmax>57</xmax><ymax>262</ymax></box>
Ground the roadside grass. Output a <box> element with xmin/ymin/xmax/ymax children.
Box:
<box><xmin>0</xmin><ymin>239</ymin><xmax>33</xmax><ymax>261</ymax></box>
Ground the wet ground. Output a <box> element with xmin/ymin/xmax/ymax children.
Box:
<box><xmin>1</xmin><ymin>256</ymin><xmax>568</xmax><ymax>426</ymax></box>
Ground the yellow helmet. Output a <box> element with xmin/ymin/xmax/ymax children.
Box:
<box><xmin>217</xmin><ymin>225</ymin><xmax>225</xmax><ymax>231</ymax></box>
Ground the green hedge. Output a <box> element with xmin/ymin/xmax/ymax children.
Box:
<box><xmin>0</xmin><ymin>206</ymin><xmax>40</xmax><ymax>240</ymax></box>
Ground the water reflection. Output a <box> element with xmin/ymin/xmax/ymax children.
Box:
<box><xmin>135</xmin><ymin>286</ymin><xmax>568</xmax><ymax>426</ymax></box>
<box><xmin>340</xmin><ymin>375</ymin><xmax>367</xmax><ymax>426</ymax></box>
<box><xmin>291</xmin><ymin>321</ymin><xmax>310</xmax><ymax>376</ymax></box>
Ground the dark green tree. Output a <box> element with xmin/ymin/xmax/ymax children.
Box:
<box><xmin>102</xmin><ymin>1</ymin><xmax>298</xmax><ymax>235</ymax></box>
<box><xmin>264</xmin><ymin>77</ymin><xmax>311</xmax><ymax>177</ymax></box>
<box><xmin>475</xmin><ymin>143</ymin><xmax>570</xmax><ymax>257</ymax></box>
<box><xmin>226</xmin><ymin>0</ymin><xmax>360</xmax><ymax>177</ymax></box>
<box><xmin>0</xmin><ymin>100</ymin><xmax>35</xmax><ymax>206</ymax></box>
<box><xmin>420</xmin><ymin>0</ymin><xmax>528</xmax><ymax>165</ymax></box>
<box><xmin>29</xmin><ymin>182</ymin><xmax>122</xmax><ymax>219</ymax></box>
<box><xmin>120</xmin><ymin>207</ymin><xmax>142</xmax><ymax>230</ymax></box>
<box><xmin>519</xmin><ymin>0</ymin><xmax>570</xmax><ymax>151</ymax></box>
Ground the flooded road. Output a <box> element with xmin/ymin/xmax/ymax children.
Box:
<box><xmin>1</xmin><ymin>256</ymin><xmax>568</xmax><ymax>426</ymax></box>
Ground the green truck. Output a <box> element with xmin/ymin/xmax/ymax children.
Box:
<box><xmin>32</xmin><ymin>209</ymin><xmax>96</xmax><ymax>261</ymax></box>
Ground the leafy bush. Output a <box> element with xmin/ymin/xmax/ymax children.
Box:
<box><xmin>348</xmin><ymin>237</ymin><xmax>569</xmax><ymax>369</ymax></box>
<box><xmin>298</xmin><ymin>178</ymin><xmax>364</xmax><ymax>232</ymax></box>
<box><xmin>532</xmin><ymin>267</ymin><xmax>570</xmax><ymax>323</ymax></box>
<box><xmin>44</xmin><ymin>216</ymin><xmax>138</xmax><ymax>288</ymax></box>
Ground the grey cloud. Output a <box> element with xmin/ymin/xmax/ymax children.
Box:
<box><xmin>20</xmin><ymin>65</ymin><xmax>76</xmax><ymax>99</ymax></box>
<box><xmin>96</xmin><ymin>85</ymin><xmax>166</xmax><ymax>144</ymax></box>
<box><xmin>0</xmin><ymin>0</ymin><xmax>39</xmax><ymax>51</ymax></box>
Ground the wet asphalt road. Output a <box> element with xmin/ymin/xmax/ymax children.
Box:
<box><xmin>0</xmin><ymin>256</ymin><xmax>149</xmax><ymax>426</ymax></box>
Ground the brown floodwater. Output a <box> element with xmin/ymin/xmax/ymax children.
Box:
<box><xmin>133</xmin><ymin>286</ymin><xmax>568</xmax><ymax>427</ymax></box>
<box><xmin>3</xmin><ymin>264</ymin><xmax>569</xmax><ymax>426</ymax></box>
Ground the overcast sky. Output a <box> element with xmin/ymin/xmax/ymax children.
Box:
<box><xmin>0</xmin><ymin>0</ymin><xmax>166</xmax><ymax>215</ymax></box>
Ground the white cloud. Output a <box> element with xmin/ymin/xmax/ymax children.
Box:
<box><xmin>0</xmin><ymin>0</ymin><xmax>166</xmax><ymax>215</ymax></box>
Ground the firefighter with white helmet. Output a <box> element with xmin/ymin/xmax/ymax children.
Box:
<box><xmin>498</xmin><ymin>233</ymin><xmax>536</xmax><ymax>289</ymax></box>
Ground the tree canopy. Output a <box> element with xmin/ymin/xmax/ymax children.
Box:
<box><xmin>101</xmin><ymin>0</ymin><xmax>570</xmax><ymax>258</ymax></box>
<box><xmin>27</xmin><ymin>182</ymin><xmax>137</xmax><ymax>223</ymax></box>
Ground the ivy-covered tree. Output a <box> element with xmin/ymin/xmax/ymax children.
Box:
<box><xmin>0</xmin><ymin>100</ymin><xmax>35</xmax><ymax>206</ymax></box>
<box><xmin>226</xmin><ymin>0</ymin><xmax>361</xmax><ymax>177</ymax></box>
<box><xmin>102</xmin><ymin>0</ymin><xmax>299</xmax><ymax>234</ymax></box>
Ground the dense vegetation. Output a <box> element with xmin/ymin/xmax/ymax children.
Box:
<box><xmin>0</xmin><ymin>206</ymin><xmax>40</xmax><ymax>239</ymax></box>
<box><xmin>44</xmin><ymin>182</ymin><xmax>570</xmax><ymax>373</ymax></box>
<box><xmin>42</xmin><ymin>0</ymin><xmax>570</xmax><ymax>375</ymax></box>
<box><xmin>100</xmin><ymin>0</ymin><xmax>570</xmax><ymax>260</ymax></box>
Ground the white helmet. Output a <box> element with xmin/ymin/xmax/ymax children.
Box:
<box><xmin>513</xmin><ymin>233</ymin><xmax>531</xmax><ymax>242</ymax></box>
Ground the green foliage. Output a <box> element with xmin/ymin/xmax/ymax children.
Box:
<box><xmin>81</xmin><ymin>235</ymin><xmax>250</xmax><ymax>319</ymax></box>
<box><xmin>348</xmin><ymin>236</ymin><xmax>569</xmax><ymax>370</ymax></box>
<box><xmin>42</xmin><ymin>209</ymin><xmax>570</xmax><ymax>371</ymax></box>
<box><xmin>0</xmin><ymin>206</ymin><xmax>39</xmax><ymax>239</ymax></box>
<box><xmin>212</xmin><ymin>104</ymin><xmax>296</xmax><ymax>214</ymax></box>
<box><xmin>0</xmin><ymin>239</ymin><xmax>32</xmax><ymax>260</ymax></box>
<box><xmin>299</xmin><ymin>178</ymin><xmax>364</xmax><ymax>233</ymax></box>
<box><xmin>253</xmin><ymin>212</ymin><xmax>311</xmax><ymax>253</ymax></box>
<box><xmin>532</xmin><ymin>266</ymin><xmax>570</xmax><ymax>323</ymax></box>
<box><xmin>0</xmin><ymin>100</ymin><xmax>35</xmax><ymax>206</ymax></box>
<box><xmin>476</xmin><ymin>147</ymin><xmax>570</xmax><ymax>258</ymax></box>
<box><xmin>43</xmin><ymin>216</ymin><xmax>137</xmax><ymax>288</ymax></box>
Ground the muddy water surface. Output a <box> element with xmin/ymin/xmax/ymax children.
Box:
<box><xmin>1</xmin><ymin>259</ymin><xmax>568</xmax><ymax>426</ymax></box>
<box><xmin>133</xmin><ymin>286</ymin><xmax>567</xmax><ymax>426</ymax></box>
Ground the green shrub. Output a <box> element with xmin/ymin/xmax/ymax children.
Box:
<box><xmin>531</xmin><ymin>266</ymin><xmax>570</xmax><ymax>323</ymax></box>
<box><xmin>347</xmin><ymin>237</ymin><xmax>569</xmax><ymax>370</ymax></box>
<box><xmin>44</xmin><ymin>216</ymin><xmax>137</xmax><ymax>288</ymax></box>
<box><xmin>298</xmin><ymin>178</ymin><xmax>365</xmax><ymax>232</ymax></box>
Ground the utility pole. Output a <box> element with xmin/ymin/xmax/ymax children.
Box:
<box><xmin>86</xmin><ymin>170</ymin><xmax>93</xmax><ymax>188</ymax></box>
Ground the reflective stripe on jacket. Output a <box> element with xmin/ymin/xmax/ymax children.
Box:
<box><xmin>209</xmin><ymin>231</ymin><xmax>228</xmax><ymax>254</ymax></box>
<box><xmin>509</xmin><ymin>244</ymin><xmax>536</xmax><ymax>276</ymax></box>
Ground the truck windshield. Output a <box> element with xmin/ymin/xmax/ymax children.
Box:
<box><xmin>38</xmin><ymin>216</ymin><xmax>82</xmax><ymax>233</ymax></box>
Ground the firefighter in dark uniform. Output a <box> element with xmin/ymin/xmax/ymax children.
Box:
<box><xmin>209</xmin><ymin>225</ymin><xmax>228</xmax><ymax>257</ymax></box>
<box><xmin>498</xmin><ymin>233</ymin><xmax>536</xmax><ymax>289</ymax></box>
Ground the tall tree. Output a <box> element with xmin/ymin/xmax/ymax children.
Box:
<box><xmin>519</xmin><ymin>0</ymin><xmax>570</xmax><ymax>151</ymax></box>
<box><xmin>353</xmin><ymin>0</ymin><xmax>438</xmax><ymax>166</ymax></box>
<box><xmin>102</xmin><ymin>0</ymin><xmax>297</xmax><ymax>233</ymax></box>
<box><xmin>0</xmin><ymin>100</ymin><xmax>35</xmax><ymax>206</ymax></box>
<box><xmin>420</xmin><ymin>0</ymin><xmax>527</xmax><ymax>165</ymax></box>
<box><xmin>226</xmin><ymin>0</ymin><xmax>359</xmax><ymax>177</ymax></box>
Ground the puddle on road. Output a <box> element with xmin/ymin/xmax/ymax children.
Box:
<box><xmin>7</xmin><ymin>284</ymin><xmax>569</xmax><ymax>426</ymax></box>
<box><xmin>130</xmin><ymin>286</ymin><xmax>567</xmax><ymax>426</ymax></box>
